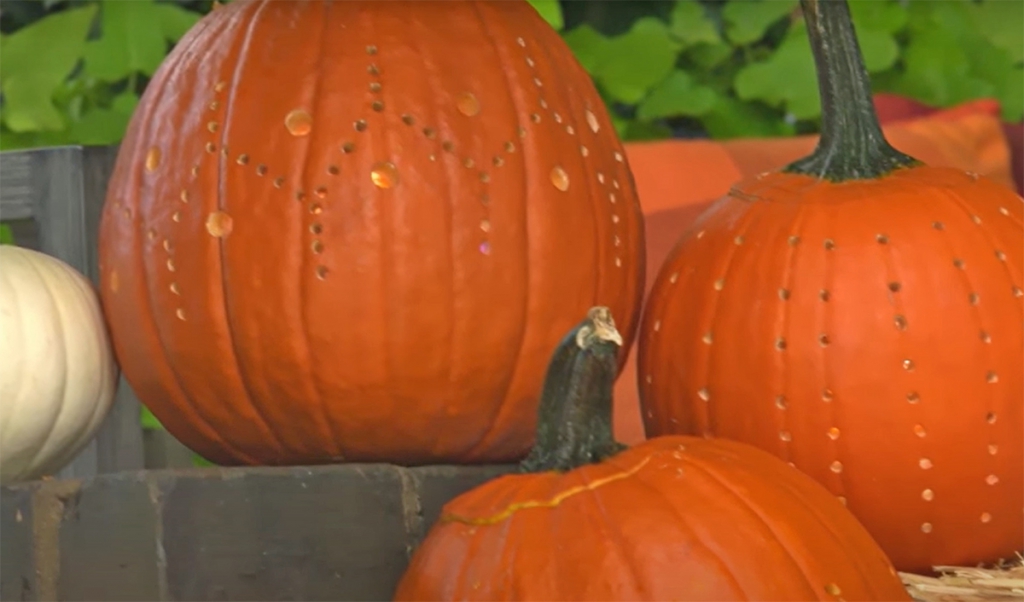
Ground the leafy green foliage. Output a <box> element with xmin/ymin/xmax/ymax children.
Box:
<box><xmin>0</xmin><ymin>0</ymin><xmax>204</xmax><ymax>150</ymax></box>
<box><xmin>0</xmin><ymin>224</ymin><xmax>14</xmax><ymax>245</ymax></box>
<box><xmin>556</xmin><ymin>0</ymin><xmax>1023</xmax><ymax>141</ymax></box>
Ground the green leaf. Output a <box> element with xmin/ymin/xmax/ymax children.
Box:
<box><xmin>722</xmin><ymin>0</ymin><xmax>797</xmax><ymax>46</ymax></box>
<box><xmin>621</xmin><ymin>119</ymin><xmax>673</xmax><ymax>142</ymax></box>
<box><xmin>528</xmin><ymin>0</ymin><xmax>564</xmax><ymax>31</ymax></box>
<box><xmin>637</xmin><ymin>70</ymin><xmax>718</xmax><ymax>119</ymax></box>
<box><xmin>84</xmin><ymin>0</ymin><xmax>198</xmax><ymax>82</ymax></box>
<box><xmin>849</xmin><ymin>0</ymin><xmax>908</xmax><ymax>35</ymax></box>
<box><xmin>192</xmin><ymin>453</ymin><xmax>217</xmax><ymax>467</ymax></box>
<box><xmin>67</xmin><ymin>93</ymin><xmax>137</xmax><ymax>145</ymax></box>
<box><xmin>669</xmin><ymin>0</ymin><xmax>720</xmax><ymax>46</ymax></box>
<box><xmin>155</xmin><ymin>2</ymin><xmax>203</xmax><ymax>42</ymax></box>
<box><xmin>0</xmin><ymin>4</ymin><xmax>99</xmax><ymax>132</ymax></box>
<box><xmin>702</xmin><ymin>97</ymin><xmax>794</xmax><ymax>140</ymax></box>
<box><xmin>0</xmin><ymin>224</ymin><xmax>15</xmax><ymax>246</ymax></box>
<box><xmin>587</xmin><ymin>18</ymin><xmax>682</xmax><ymax>104</ymax></box>
<box><xmin>892</xmin><ymin>15</ymin><xmax>992</xmax><ymax>109</ymax></box>
<box><xmin>968</xmin><ymin>0</ymin><xmax>1023</xmax><ymax>63</ymax></box>
<box><xmin>563</xmin><ymin>24</ymin><xmax>611</xmax><ymax>74</ymax></box>
<box><xmin>856</xmin><ymin>28</ymin><xmax>899</xmax><ymax>74</ymax></box>
<box><xmin>140</xmin><ymin>406</ymin><xmax>165</xmax><ymax>430</ymax></box>
<box><xmin>734</xmin><ymin>23</ymin><xmax>819</xmax><ymax>119</ymax></box>
<box><xmin>686</xmin><ymin>42</ymin><xmax>734</xmax><ymax>69</ymax></box>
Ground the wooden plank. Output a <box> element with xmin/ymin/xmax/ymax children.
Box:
<box><xmin>1</xmin><ymin>146</ymin><xmax>146</xmax><ymax>478</ymax></box>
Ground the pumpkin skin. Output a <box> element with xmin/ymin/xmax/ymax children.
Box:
<box><xmin>97</xmin><ymin>0</ymin><xmax>645</xmax><ymax>466</ymax></box>
<box><xmin>637</xmin><ymin>0</ymin><xmax>1023</xmax><ymax>572</ymax></box>
<box><xmin>396</xmin><ymin>309</ymin><xmax>910</xmax><ymax>601</ymax></box>
<box><xmin>0</xmin><ymin>246</ymin><xmax>118</xmax><ymax>484</ymax></box>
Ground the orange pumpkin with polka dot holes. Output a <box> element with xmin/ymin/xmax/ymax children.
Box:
<box><xmin>637</xmin><ymin>0</ymin><xmax>1022</xmax><ymax>573</ymax></box>
<box><xmin>97</xmin><ymin>0</ymin><xmax>645</xmax><ymax>466</ymax></box>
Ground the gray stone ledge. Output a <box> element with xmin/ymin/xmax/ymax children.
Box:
<box><xmin>0</xmin><ymin>463</ymin><xmax>515</xmax><ymax>601</ymax></box>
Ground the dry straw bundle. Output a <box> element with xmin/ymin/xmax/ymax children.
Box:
<box><xmin>901</xmin><ymin>555</ymin><xmax>1024</xmax><ymax>602</ymax></box>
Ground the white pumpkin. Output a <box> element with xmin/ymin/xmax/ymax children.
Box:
<box><xmin>0</xmin><ymin>245</ymin><xmax>118</xmax><ymax>484</ymax></box>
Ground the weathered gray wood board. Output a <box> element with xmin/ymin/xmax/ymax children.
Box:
<box><xmin>0</xmin><ymin>463</ymin><xmax>515</xmax><ymax>601</ymax></box>
<box><xmin>1</xmin><ymin>146</ymin><xmax>145</xmax><ymax>478</ymax></box>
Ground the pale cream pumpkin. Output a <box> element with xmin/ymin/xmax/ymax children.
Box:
<box><xmin>0</xmin><ymin>245</ymin><xmax>118</xmax><ymax>483</ymax></box>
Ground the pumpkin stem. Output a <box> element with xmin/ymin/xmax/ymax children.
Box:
<box><xmin>519</xmin><ymin>306</ymin><xmax>627</xmax><ymax>473</ymax></box>
<box><xmin>784</xmin><ymin>0</ymin><xmax>920</xmax><ymax>181</ymax></box>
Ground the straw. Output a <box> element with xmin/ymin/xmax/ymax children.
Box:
<box><xmin>900</xmin><ymin>555</ymin><xmax>1024</xmax><ymax>602</ymax></box>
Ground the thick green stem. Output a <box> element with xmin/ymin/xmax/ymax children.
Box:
<box><xmin>784</xmin><ymin>0</ymin><xmax>920</xmax><ymax>181</ymax></box>
<box><xmin>519</xmin><ymin>307</ymin><xmax>627</xmax><ymax>473</ymax></box>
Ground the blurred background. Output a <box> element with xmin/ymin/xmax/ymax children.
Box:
<box><xmin>1</xmin><ymin>0</ymin><xmax>1020</xmax><ymax>150</ymax></box>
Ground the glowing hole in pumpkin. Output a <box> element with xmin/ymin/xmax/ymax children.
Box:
<box><xmin>176</xmin><ymin>308</ymin><xmax>186</xmax><ymax>321</ymax></box>
<box><xmin>734</xmin><ymin>235</ymin><xmax>744</xmax><ymax>245</ymax></box>
<box><xmin>985</xmin><ymin>412</ymin><xmax>996</xmax><ymax>424</ymax></box>
<box><xmin>906</xmin><ymin>391</ymin><xmax>920</xmax><ymax>403</ymax></box>
<box><xmin>775</xmin><ymin>338</ymin><xmax>787</xmax><ymax>350</ymax></box>
<box><xmin>147</xmin><ymin>229</ymin><xmax>157</xmax><ymax>241</ymax></box>
<box><xmin>986</xmin><ymin>371</ymin><xmax>998</xmax><ymax>383</ymax></box>
<box><xmin>827</xmin><ymin>427</ymin><xmax>840</xmax><ymax>440</ymax></box>
<box><xmin>903</xmin><ymin>359</ymin><xmax>915</xmax><ymax>371</ymax></box>
<box><xmin>310</xmin><ymin>223</ymin><xmax>323</xmax><ymax>235</ymax></box>
<box><xmin>921</xmin><ymin>522</ymin><xmax>933</xmax><ymax>534</ymax></box>
<box><xmin>401</xmin><ymin>114</ymin><xmax>414</xmax><ymax>125</ymax></box>
<box><xmin>237</xmin><ymin>154</ymin><xmax>249</xmax><ymax>165</ymax></box>
<box><xmin>505</xmin><ymin>141</ymin><xmax>516</xmax><ymax>153</ymax></box>
<box><xmin>580</xmin><ymin>145</ymin><xmax>589</xmax><ymax>157</ymax></box>
<box><xmin>969</xmin><ymin>293</ymin><xmax>980</xmax><ymax>305</ymax></box>
<box><xmin>953</xmin><ymin>258</ymin><xmax>965</xmax><ymax>269</ymax></box>
<box><xmin>779</xmin><ymin>431</ymin><xmax>792</xmax><ymax>442</ymax></box>
<box><xmin>829</xmin><ymin>461</ymin><xmax>842</xmax><ymax>474</ymax></box>
<box><xmin>463</xmin><ymin>158</ymin><xmax>475</xmax><ymax>168</ymax></box>
<box><xmin>818</xmin><ymin>334</ymin><xmax>830</xmax><ymax>347</ymax></box>
<box><xmin>180</xmin><ymin>190</ymin><xmax>189</xmax><ymax>203</ymax></box>
<box><xmin>819</xmin><ymin>289</ymin><xmax>830</xmax><ymax>302</ymax></box>
<box><xmin>169</xmin><ymin>282</ymin><xmax>179</xmax><ymax>295</ymax></box>
<box><xmin>586</xmin><ymin>109</ymin><xmax>600</xmax><ymax>133</ymax></box>
<box><xmin>778</xmin><ymin>288</ymin><xmax>790</xmax><ymax>300</ymax></box>
<box><xmin>367</xmin><ymin>64</ymin><xmax>380</xmax><ymax>76</ymax></box>
<box><xmin>207</xmin><ymin>121</ymin><xmax>219</xmax><ymax>133</ymax></box>
<box><xmin>919</xmin><ymin>458</ymin><xmax>933</xmax><ymax>470</ymax></box>
<box><xmin>697</xmin><ymin>388</ymin><xmax>710</xmax><ymax>401</ymax></box>
<box><xmin>530</xmin><ymin>113</ymin><xmax>541</xmax><ymax>124</ymax></box>
<box><xmin>566</xmin><ymin>125</ymin><xmax>575</xmax><ymax>135</ymax></box>
<box><xmin>205</xmin><ymin>211</ymin><xmax>233</xmax><ymax>238</ymax></box>
<box><xmin>311</xmin><ymin>240</ymin><xmax>324</xmax><ymax>254</ymax></box>
<box><xmin>999</xmin><ymin>206</ymin><xmax>1010</xmax><ymax>216</ymax></box>
<box><xmin>788</xmin><ymin>235</ymin><xmax>800</xmax><ymax>246</ymax></box>
<box><xmin>921</xmin><ymin>488</ymin><xmax>934</xmax><ymax>501</ymax></box>
<box><xmin>824</xmin><ymin>583</ymin><xmax>841</xmax><ymax>597</ymax></box>
<box><xmin>713</xmin><ymin>279</ymin><xmax>725</xmax><ymax>291</ymax></box>
<box><xmin>669</xmin><ymin>272</ymin><xmax>679</xmax><ymax>284</ymax></box>
<box><xmin>316</xmin><ymin>266</ymin><xmax>328</xmax><ymax>280</ymax></box>
<box><xmin>775</xmin><ymin>395</ymin><xmax>787</xmax><ymax>409</ymax></box>
<box><xmin>972</xmin><ymin>215</ymin><xmax>982</xmax><ymax>224</ymax></box>
<box><xmin>980</xmin><ymin>512</ymin><xmax>992</xmax><ymax>523</ymax></box>
<box><xmin>442</xmin><ymin>141</ymin><xmax>455</xmax><ymax>153</ymax></box>
<box><xmin>479</xmin><ymin>220</ymin><xmax>491</xmax><ymax>233</ymax></box>
<box><xmin>550</xmin><ymin>166</ymin><xmax>569</xmax><ymax>191</ymax></box>
<box><xmin>342</xmin><ymin>142</ymin><xmax>355</xmax><ymax>154</ymax></box>
<box><xmin>822</xmin><ymin>388</ymin><xmax>834</xmax><ymax>402</ymax></box>
<box><xmin>369</xmin><ymin>82</ymin><xmax>382</xmax><ymax>93</ymax></box>
<box><xmin>206</xmin><ymin>143</ymin><xmax>216</xmax><ymax>153</ymax></box>
<box><xmin>894</xmin><ymin>315</ymin><xmax>908</xmax><ymax>330</ymax></box>
<box><xmin>365</xmin><ymin>45</ymin><xmax>377</xmax><ymax>55</ymax></box>
<box><xmin>615</xmin><ymin>151</ymin><xmax>624</xmax><ymax>162</ymax></box>
<box><xmin>989</xmin><ymin>444</ymin><xmax>998</xmax><ymax>455</ymax></box>
<box><xmin>986</xmin><ymin>474</ymin><xmax>999</xmax><ymax>485</ymax></box>
<box><xmin>162</xmin><ymin>240</ymin><xmax>173</xmax><ymax>252</ymax></box>
<box><xmin>457</xmin><ymin>92</ymin><xmax>481</xmax><ymax>117</ymax></box>
<box><xmin>371</xmin><ymin>162</ymin><xmax>399</xmax><ymax>189</ymax></box>
<box><xmin>354</xmin><ymin>119</ymin><xmax>368</xmax><ymax>132</ymax></box>
<box><xmin>479</xmin><ymin>241</ymin><xmax>491</xmax><ymax>255</ymax></box>
<box><xmin>371</xmin><ymin>100</ymin><xmax>384</xmax><ymax>112</ymax></box>
<box><xmin>109</xmin><ymin>271</ymin><xmax>120</xmax><ymax>293</ymax></box>
<box><xmin>980</xmin><ymin>330</ymin><xmax>992</xmax><ymax>343</ymax></box>
<box><xmin>145</xmin><ymin>147</ymin><xmax>162</xmax><ymax>172</ymax></box>
<box><xmin>209</xmin><ymin>100</ymin><xmax>219</xmax><ymax>111</ymax></box>
<box><xmin>284</xmin><ymin>110</ymin><xmax>311</xmax><ymax>137</ymax></box>
<box><xmin>166</xmin><ymin>259</ymin><xmax>175</xmax><ymax>272</ymax></box>
<box><xmin>172</xmin><ymin>211</ymin><xmax>182</xmax><ymax>223</ymax></box>
<box><xmin>1014</xmin><ymin>286</ymin><xmax>1023</xmax><ymax>298</ymax></box>
<box><xmin>493</xmin><ymin>156</ymin><xmax>504</xmax><ymax>167</ymax></box>
<box><xmin>615</xmin><ymin>257</ymin><xmax>622</xmax><ymax>267</ymax></box>
<box><xmin>273</xmin><ymin>177</ymin><xmax>285</xmax><ymax>188</ymax></box>
<box><xmin>823</xmin><ymin>239</ymin><xmax>836</xmax><ymax>250</ymax></box>
<box><xmin>996</xmin><ymin>250</ymin><xmax>1006</xmax><ymax>261</ymax></box>
<box><xmin>933</xmin><ymin>221</ymin><xmax>945</xmax><ymax>230</ymax></box>
<box><xmin>702</xmin><ymin>332</ymin><xmax>713</xmax><ymax>345</ymax></box>
<box><xmin>913</xmin><ymin>424</ymin><xmax>926</xmax><ymax>438</ymax></box>
<box><xmin>888</xmin><ymin>281</ymin><xmax>901</xmax><ymax>292</ymax></box>
<box><xmin>256</xmin><ymin>164</ymin><xmax>268</xmax><ymax>176</ymax></box>
<box><xmin>875</xmin><ymin>233</ymin><xmax>888</xmax><ymax>244</ymax></box>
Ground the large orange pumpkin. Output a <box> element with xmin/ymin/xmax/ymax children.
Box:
<box><xmin>395</xmin><ymin>307</ymin><xmax>911</xmax><ymax>601</ymax></box>
<box><xmin>637</xmin><ymin>0</ymin><xmax>1023</xmax><ymax>572</ymax></box>
<box><xmin>97</xmin><ymin>0</ymin><xmax>645</xmax><ymax>466</ymax></box>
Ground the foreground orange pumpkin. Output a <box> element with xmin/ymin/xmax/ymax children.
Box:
<box><xmin>637</xmin><ymin>0</ymin><xmax>1023</xmax><ymax>572</ymax></box>
<box><xmin>97</xmin><ymin>0</ymin><xmax>645</xmax><ymax>466</ymax></box>
<box><xmin>396</xmin><ymin>307</ymin><xmax>910</xmax><ymax>601</ymax></box>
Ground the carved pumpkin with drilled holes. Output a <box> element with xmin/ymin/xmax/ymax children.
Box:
<box><xmin>0</xmin><ymin>246</ymin><xmax>118</xmax><ymax>484</ymax></box>
<box><xmin>637</xmin><ymin>0</ymin><xmax>1023</xmax><ymax>572</ymax></box>
<box><xmin>395</xmin><ymin>307</ymin><xmax>911</xmax><ymax>601</ymax></box>
<box><xmin>97</xmin><ymin>0</ymin><xmax>645</xmax><ymax>466</ymax></box>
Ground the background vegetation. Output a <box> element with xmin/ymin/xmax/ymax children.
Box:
<box><xmin>1</xmin><ymin>0</ymin><xmax>1021</xmax><ymax>461</ymax></box>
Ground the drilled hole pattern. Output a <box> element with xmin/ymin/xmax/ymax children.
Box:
<box><xmin>640</xmin><ymin>173</ymin><xmax>1023</xmax><ymax>536</ymax></box>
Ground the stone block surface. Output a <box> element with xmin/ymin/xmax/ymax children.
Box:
<box><xmin>0</xmin><ymin>463</ymin><xmax>514</xmax><ymax>601</ymax></box>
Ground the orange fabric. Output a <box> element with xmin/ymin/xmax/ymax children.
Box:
<box><xmin>613</xmin><ymin>100</ymin><xmax>1016</xmax><ymax>445</ymax></box>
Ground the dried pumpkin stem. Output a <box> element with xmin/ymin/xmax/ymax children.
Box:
<box><xmin>785</xmin><ymin>0</ymin><xmax>920</xmax><ymax>181</ymax></box>
<box><xmin>519</xmin><ymin>306</ymin><xmax>627</xmax><ymax>473</ymax></box>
